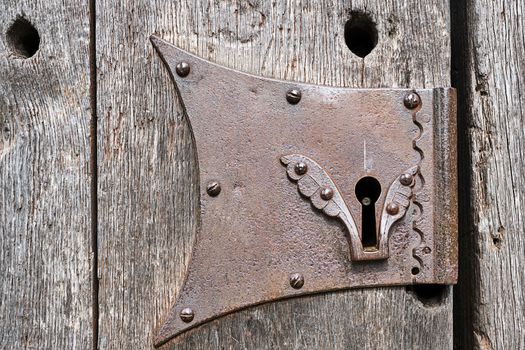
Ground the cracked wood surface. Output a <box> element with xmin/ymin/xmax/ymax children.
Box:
<box><xmin>0</xmin><ymin>1</ymin><xmax>92</xmax><ymax>349</ymax></box>
<box><xmin>453</xmin><ymin>0</ymin><xmax>525</xmax><ymax>349</ymax></box>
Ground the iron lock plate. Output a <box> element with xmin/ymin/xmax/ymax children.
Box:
<box><xmin>151</xmin><ymin>36</ymin><xmax>458</xmax><ymax>347</ymax></box>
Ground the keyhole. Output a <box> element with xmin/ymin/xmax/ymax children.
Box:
<box><xmin>355</xmin><ymin>177</ymin><xmax>382</xmax><ymax>249</ymax></box>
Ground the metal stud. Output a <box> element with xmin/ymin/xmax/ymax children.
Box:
<box><xmin>386</xmin><ymin>202</ymin><xmax>400</xmax><ymax>215</ymax></box>
<box><xmin>206</xmin><ymin>181</ymin><xmax>221</xmax><ymax>197</ymax></box>
<box><xmin>286</xmin><ymin>89</ymin><xmax>302</xmax><ymax>104</ymax></box>
<box><xmin>176</xmin><ymin>61</ymin><xmax>190</xmax><ymax>77</ymax></box>
<box><xmin>294</xmin><ymin>162</ymin><xmax>308</xmax><ymax>175</ymax></box>
<box><xmin>180</xmin><ymin>308</ymin><xmax>194</xmax><ymax>323</ymax></box>
<box><xmin>404</xmin><ymin>92</ymin><xmax>421</xmax><ymax>109</ymax></box>
<box><xmin>289</xmin><ymin>273</ymin><xmax>304</xmax><ymax>289</ymax></box>
<box><xmin>361</xmin><ymin>197</ymin><xmax>372</xmax><ymax>206</ymax></box>
<box><xmin>320</xmin><ymin>187</ymin><xmax>334</xmax><ymax>200</ymax></box>
<box><xmin>399</xmin><ymin>173</ymin><xmax>413</xmax><ymax>186</ymax></box>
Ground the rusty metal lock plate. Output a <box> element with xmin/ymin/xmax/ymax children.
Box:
<box><xmin>151</xmin><ymin>36</ymin><xmax>458</xmax><ymax>347</ymax></box>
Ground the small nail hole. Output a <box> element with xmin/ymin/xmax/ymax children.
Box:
<box><xmin>6</xmin><ymin>17</ymin><xmax>40</xmax><ymax>58</ymax></box>
<box><xmin>344</xmin><ymin>11</ymin><xmax>378</xmax><ymax>58</ymax></box>
<box><xmin>406</xmin><ymin>284</ymin><xmax>449</xmax><ymax>307</ymax></box>
<box><xmin>411</xmin><ymin>267</ymin><xmax>420</xmax><ymax>275</ymax></box>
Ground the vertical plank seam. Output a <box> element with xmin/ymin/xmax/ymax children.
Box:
<box><xmin>89</xmin><ymin>0</ymin><xmax>99</xmax><ymax>348</ymax></box>
<box><xmin>451</xmin><ymin>0</ymin><xmax>475</xmax><ymax>348</ymax></box>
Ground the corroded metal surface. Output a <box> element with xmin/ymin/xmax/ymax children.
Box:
<box><xmin>150</xmin><ymin>36</ymin><xmax>458</xmax><ymax>347</ymax></box>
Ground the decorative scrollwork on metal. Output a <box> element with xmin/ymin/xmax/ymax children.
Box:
<box><xmin>281</xmin><ymin>154</ymin><xmax>417</xmax><ymax>261</ymax></box>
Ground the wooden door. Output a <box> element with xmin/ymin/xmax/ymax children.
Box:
<box><xmin>1</xmin><ymin>0</ymin><xmax>523</xmax><ymax>349</ymax></box>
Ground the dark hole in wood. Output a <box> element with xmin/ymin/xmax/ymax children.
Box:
<box><xmin>411</xmin><ymin>267</ymin><xmax>420</xmax><ymax>275</ymax></box>
<box><xmin>344</xmin><ymin>11</ymin><xmax>378</xmax><ymax>58</ymax></box>
<box><xmin>407</xmin><ymin>284</ymin><xmax>449</xmax><ymax>307</ymax></box>
<box><xmin>6</xmin><ymin>17</ymin><xmax>40</xmax><ymax>58</ymax></box>
<box><xmin>355</xmin><ymin>176</ymin><xmax>381</xmax><ymax>248</ymax></box>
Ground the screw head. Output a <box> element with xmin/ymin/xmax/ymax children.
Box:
<box><xmin>399</xmin><ymin>173</ymin><xmax>413</xmax><ymax>186</ymax></box>
<box><xmin>294</xmin><ymin>162</ymin><xmax>308</xmax><ymax>175</ymax></box>
<box><xmin>176</xmin><ymin>61</ymin><xmax>190</xmax><ymax>77</ymax></box>
<box><xmin>180</xmin><ymin>308</ymin><xmax>194</xmax><ymax>323</ymax></box>
<box><xmin>206</xmin><ymin>181</ymin><xmax>221</xmax><ymax>197</ymax></box>
<box><xmin>320</xmin><ymin>187</ymin><xmax>334</xmax><ymax>200</ymax></box>
<box><xmin>423</xmin><ymin>246</ymin><xmax>432</xmax><ymax>254</ymax></box>
<box><xmin>404</xmin><ymin>92</ymin><xmax>421</xmax><ymax>109</ymax></box>
<box><xmin>386</xmin><ymin>202</ymin><xmax>400</xmax><ymax>215</ymax></box>
<box><xmin>286</xmin><ymin>89</ymin><xmax>302</xmax><ymax>104</ymax></box>
<box><xmin>361</xmin><ymin>197</ymin><xmax>372</xmax><ymax>206</ymax></box>
<box><xmin>289</xmin><ymin>273</ymin><xmax>304</xmax><ymax>289</ymax></box>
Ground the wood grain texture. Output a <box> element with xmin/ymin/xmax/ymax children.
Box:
<box><xmin>97</xmin><ymin>0</ymin><xmax>453</xmax><ymax>349</ymax></box>
<box><xmin>453</xmin><ymin>0</ymin><xmax>525</xmax><ymax>349</ymax></box>
<box><xmin>0</xmin><ymin>1</ymin><xmax>92</xmax><ymax>349</ymax></box>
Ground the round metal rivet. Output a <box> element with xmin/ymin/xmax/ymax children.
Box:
<box><xmin>423</xmin><ymin>246</ymin><xmax>432</xmax><ymax>254</ymax></box>
<box><xmin>399</xmin><ymin>173</ymin><xmax>413</xmax><ymax>186</ymax></box>
<box><xmin>290</xmin><ymin>273</ymin><xmax>304</xmax><ymax>289</ymax></box>
<box><xmin>286</xmin><ymin>89</ymin><xmax>302</xmax><ymax>104</ymax></box>
<box><xmin>176</xmin><ymin>61</ymin><xmax>190</xmax><ymax>77</ymax></box>
<box><xmin>404</xmin><ymin>92</ymin><xmax>421</xmax><ymax>109</ymax></box>
<box><xmin>362</xmin><ymin>197</ymin><xmax>372</xmax><ymax>206</ymax></box>
<box><xmin>180</xmin><ymin>307</ymin><xmax>194</xmax><ymax>322</ymax></box>
<box><xmin>206</xmin><ymin>181</ymin><xmax>221</xmax><ymax>197</ymax></box>
<box><xmin>294</xmin><ymin>162</ymin><xmax>308</xmax><ymax>175</ymax></box>
<box><xmin>320</xmin><ymin>187</ymin><xmax>334</xmax><ymax>200</ymax></box>
<box><xmin>386</xmin><ymin>202</ymin><xmax>400</xmax><ymax>215</ymax></box>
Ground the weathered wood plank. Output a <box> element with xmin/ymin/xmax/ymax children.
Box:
<box><xmin>453</xmin><ymin>0</ymin><xmax>525</xmax><ymax>348</ymax></box>
<box><xmin>97</xmin><ymin>0</ymin><xmax>453</xmax><ymax>348</ymax></box>
<box><xmin>0</xmin><ymin>1</ymin><xmax>92</xmax><ymax>349</ymax></box>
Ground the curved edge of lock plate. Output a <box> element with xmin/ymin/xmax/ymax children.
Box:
<box><xmin>149</xmin><ymin>35</ymin><xmax>458</xmax><ymax>348</ymax></box>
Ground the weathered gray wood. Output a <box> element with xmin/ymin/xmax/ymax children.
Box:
<box><xmin>0</xmin><ymin>1</ymin><xmax>92</xmax><ymax>349</ymax></box>
<box><xmin>97</xmin><ymin>0</ymin><xmax>453</xmax><ymax>348</ymax></box>
<box><xmin>453</xmin><ymin>0</ymin><xmax>525</xmax><ymax>348</ymax></box>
